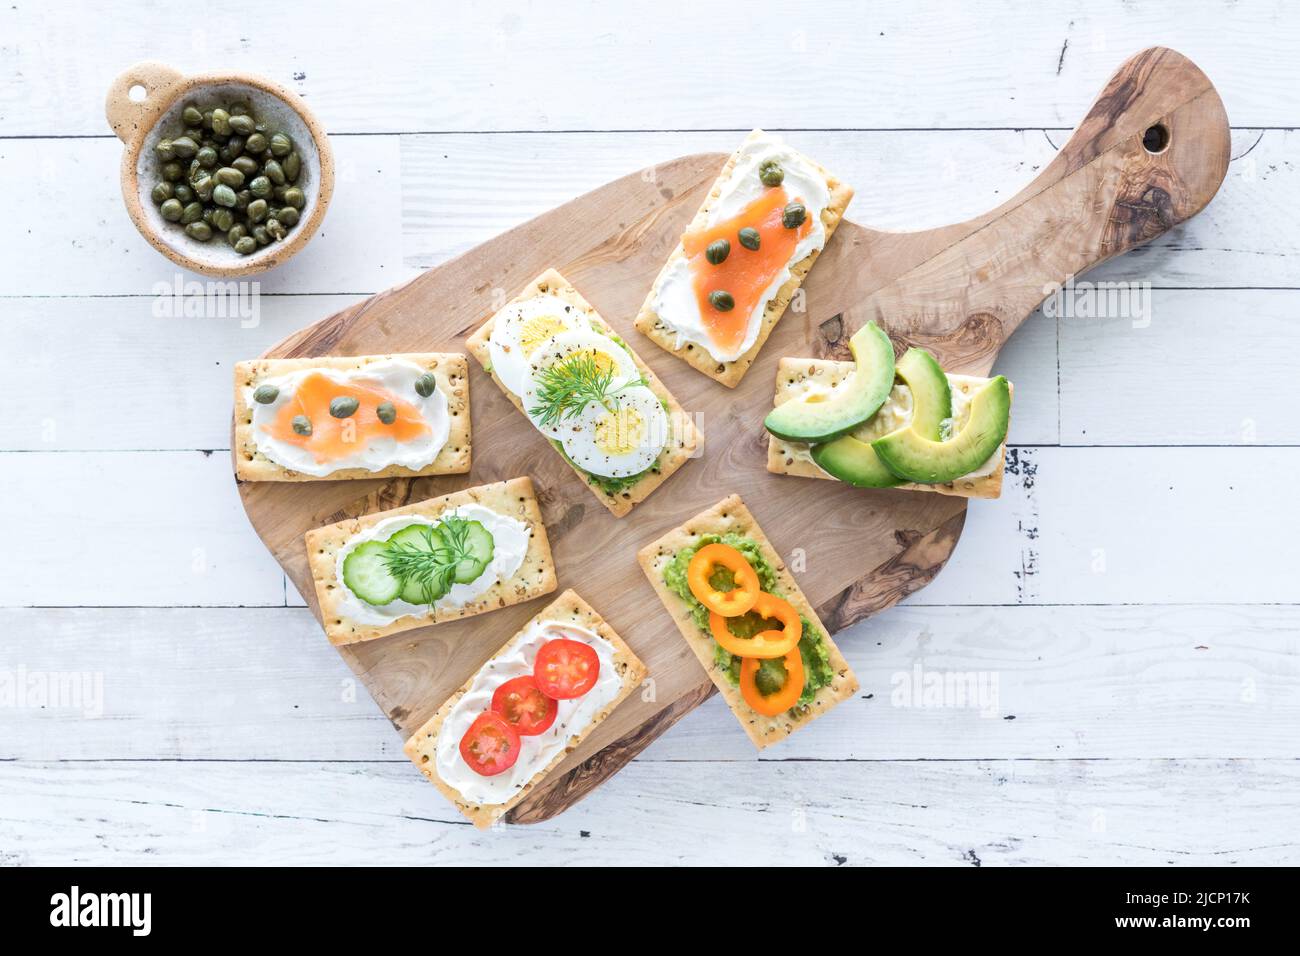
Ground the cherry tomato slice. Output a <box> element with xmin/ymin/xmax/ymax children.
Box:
<box><xmin>533</xmin><ymin>638</ymin><xmax>600</xmax><ymax>700</ymax></box>
<box><xmin>491</xmin><ymin>675</ymin><xmax>558</xmax><ymax>736</ymax></box>
<box><xmin>458</xmin><ymin>711</ymin><xmax>521</xmax><ymax>777</ymax></box>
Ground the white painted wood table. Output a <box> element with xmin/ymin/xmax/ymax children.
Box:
<box><xmin>2</xmin><ymin>0</ymin><xmax>1298</xmax><ymax>866</ymax></box>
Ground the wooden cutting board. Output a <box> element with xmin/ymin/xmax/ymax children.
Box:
<box><xmin>236</xmin><ymin>47</ymin><xmax>1228</xmax><ymax>823</ymax></box>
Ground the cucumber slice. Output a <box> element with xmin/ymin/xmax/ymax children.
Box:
<box><xmin>448</xmin><ymin>519</ymin><xmax>495</xmax><ymax>584</ymax></box>
<box><xmin>385</xmin><ymin>524</ymin><xmax>449</xmax><ymax>605</ymax></box>
<box><xmin>341</xmin><ymin>541</ymin><xmax>401</xmax><ymax>606</ymax></box>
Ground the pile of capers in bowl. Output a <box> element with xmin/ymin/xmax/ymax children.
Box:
<box><xmin>149</xmin><ymin>101</ymin><xmax>307</xmax><ymax>255</ymax></box>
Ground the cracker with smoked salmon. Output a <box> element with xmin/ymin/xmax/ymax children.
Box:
<box><xmin>234</xmin><ymin>353</ymin><xmax>470</xmax><ymax>482</ymax></box>
<box><xmin>635</xmin><ymin>130</ymin><xmax>854</xmax><ymax>388</ymax></box>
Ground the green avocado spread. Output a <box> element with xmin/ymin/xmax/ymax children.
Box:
<box><xmin>662</xmin><ymin>533</ymin><xmax>833</xmax><ymax>710</ymax></box>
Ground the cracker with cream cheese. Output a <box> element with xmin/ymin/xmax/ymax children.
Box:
<box><xmin>305</xmin><ymin>476</ymin><xmax>556</xmax><ymax>646</ymax></box>
<box><xmin>234</xmin><ymin>353</ymin><xmax>470</xmax><ymax>482</ymax></box>
<box><xmin>635</xmin><ymin>130</ymin><xmax>854</xmax><ymax>388</ymax></box>
<box><xmin>637</xmin><ymin>494</ymin><xmax>858</xmax><ymax>749</ymax></box>
<box><xmin>466</xmin><ymin>268</ymin><xmax>702</xmax><ymax>517</ymax></box>
<box><xmin>403</xmin><ymin>588</ymin><xmax>648</xmax><ymax>829</ymax></box>
<box><xmin>766</xmin><ymin>358</ymin><xmax>1012</xmax><ymax>499</ymax></box>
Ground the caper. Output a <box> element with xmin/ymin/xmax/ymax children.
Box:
<box><xmin>182</xmin><ymin>105</ymin><xmax>204</xmax><ymax>128</ymax></box>
<box><xmin>291</xmin><ymin>414</ymin><xmax>312</xmax><ymax>436</ymax></box>
<box><xmin>266</xmin><ymin>218</ymin><xmax>286</xmax><ymax>241</ymax></box>
<box><xmin>228</xmin><ymin>113</ymin><xmax>255</xmax><ymax>136</ymax></box>
<box><xmin>170</xmin><ymin>136</ymin><xmax>198</xmax><ymax>159</ymax></box>
<box><xmin>247</xmin><ymin>198</ymin><xmax>268</xmax><ymax>223</ymax></box>
<box><xmin>218</xmin><ymin>136</ymin><xmax>244</xmax><ymax>163</ymax></box>
<box><xmin>253</xmin><ymin>384</ymin><xmax>279</xmax><ymax>404</ymax></box>
<box><xmin>234</xmin><ymin>189</ymin><xmax>252</xmax><ymax>211</ymax></box>
<box><xmin>376</xmin><ymin>401</ymin><xmax>397</xmax><ymax>425</ymax></box>
<box><xmin>415</xmin><ymin>372</ymin><xmax>437</xmax><ymax>398</ymax></box>
<box><xmin>282</xmin><ymin>187</ymin><xmax>305</xmax><ymax>210</ymax></box>
<box><xmin>738</xmin><ymin>226</ymin><xmax>761</xmax><ymax>250</ymax></box>
<box><xmin>705</xmin><ymin>238</ymin><xmax>730</xmax><ymax>265</ymax></box>
<box><xmin>151</xmin><ymin>182</ymin><xmax>174</xmax><ymax>204</ymax></box>
<box><xmin>781</xmin><ymin>202</ymin><xmax>806</xmax><ymax>229</ymax></box>
<box><xmin>282</xmin><ymin>151</ymin><xmax>301</xmax><ymax>183</ymax></box>
<box><xmin>192</xmin><ymin>173</ymin><xmax>215</xmax><ymax>202</ymax></box>
<box><xmin>329</xmin><ymin>396</ymin><xmax>360</xmax><ymax>419</ymax></box>
<box><xmin>154</xmin><ymin>139</ymin><xmax>176</xmax><ymax>161</ymax></box>
<box><xmin>212</xmin><ymin>184</ymin><xmax>237</xmax><ymax>208</ymax></box>
<box><xmin>708</xmin><ymin>290</ymin><xmax>735</xmax><ymax>312</ymax></box>
<box><xmin>211</xmin><ymin>108</ymin><xmax>231</xmax><ymax>136</ymax></box>
<box><xmin>180</xmin><ymin>201</ymin><xmax>205</xmax><ymax>224</ymax></box>
<box><xmin>172</xmin><ymin>183</ymin><xmax>195</xmax><ymax>204</ymax></box>
<box><xmin>758</xmin><ymin>159</ymin><xmax>784</xmax><ymax>187</ymax></box>
<box><xmin>263</xmin><ymin>158</ymin><xmax>286</xmax><ymax>185</ymax></box>
<box><xmin>243</xmin><ymin>131</ymin><xmax>268</xmax><ymax>154</ymax></box>
<box><xmin>184</xmin><ymin>221</ymin><xmax>212</xmax><ymax>241</ymax></box>
<box><xmin>160</xmin><ymin>198</ymin><xmax>184</xmax><ymax>222</ymax></box>
<box><xmin>211</xmin><ymin>207</ymin><xmax>235</xmax><ymax>232</ymax></box>
<box><xmin>201</xmin><ymin>109</ymin><xmax>215</xmax><ymax>130</ymax></box>
<box><xmin>227</xmin><ymin>224</ymin><xmax>248</xmax><ymax>244</ymax></box>
<box><xmin>161</xmin><ymin>161</ymin><xmax>183</xmax><ymax>182</ymax></box>
<box><xmin>248</xmin><ymin>175</ymin><xmax>272</xmax><ymax>199</ymax></box>
<box><xmin>232</xmin><ymin>155</ymin><xmax>260</xmax><ymax>178</ymax></box>
<box><xmin>214</xmin><ymin>166</ymin><xmax>245</xmax><ymax>189</ymax></box>
<box><xmin>228</xmin><ymin>101</ymin><xmax>250</xmax><ymax>117</ymax></box>
<box><xmin>276</xmin><ymin>206</ymin><xmax>300</xmax><ymax>227</ymax></box>
<box><xmin>252</xmin><ymin>225</ymin><xmax>271</xmax><ymax>246</ymax></box>
<box><xmin>234</xmin><ymin>236</ymin><xmax>257</xmax><ymax>255</ymax></box>
<box><xmin>202</xmin><ymin>207</ymin><xmax>216</xmax><ymax>226</ymax></box>
<box><xmin>269</xmin><ymin>132</ymin><xmax>292</xmax><ymax>157</ymax></box>
<box><xmin>196</xmin><ymin>146</ymin><xmax>218</xmax><ymax>169</ymax></box>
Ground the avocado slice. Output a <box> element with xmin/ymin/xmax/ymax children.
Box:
<box><xmin>872</xmin><ymin>376</ymin><xmax>1011</xmax><ymax>484</ymax></box>
<box><xmin>764</xmin><ymin>321</ymin><xmax>895</xmax><ymax>444</ymax></box>
<box><xmin>812</xmin><ymin>348</ymin><xmax>951</xmax><ymax>487</ymax></box>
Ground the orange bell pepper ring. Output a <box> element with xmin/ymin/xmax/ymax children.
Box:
<box><xmin>740</xmin><ymin>646</ymin><xmax>805</xmax><ymax>717</ymax></box>
<box><xmin>687</xmin><ymin>543</ymin><xmax>760</xmax><ymax>617</ymax></box>
<box><xmin>709</xmin><ymin>592</ymin><xmax>801</xmax><ymax>659</ymax></box>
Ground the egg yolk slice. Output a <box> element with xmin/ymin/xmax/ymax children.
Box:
<box><xmin>263</xmin><ymin>371</ymin><xmax>430</xmax><ymax>463</ymax></box>
<box><xmin>683</xmin><ymin>187</ymin><xmax>812</xmax><ymax>355</ymax></box>
<box><xmin>513</xmin><ymin>314</ymin><xmax>572</xmax><ymax>357</ymax></box>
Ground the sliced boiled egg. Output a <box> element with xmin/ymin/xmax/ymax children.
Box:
<box><xmin>559</xmin><ymin>385</ymin><xmax>668</xmax><ymax>478</ymax></box>
<box><xmin>522</xmin><ymin>329</ymin><xmax>640</xmax><ymax>438</ymax></box>
<box><xmin>487</xmin><ymin>294</ymin><xmax>586</xmax><ymax>396</ymax></box>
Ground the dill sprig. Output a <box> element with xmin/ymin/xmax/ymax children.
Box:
<box><xmin>381</xmin><ymin>518</ymin><xmax>474</xmax><ymax>604</ymax></box>
<box><xmin>527</xmin><ymin>352</ymin><xmax>645</xmax><ymax>428</ymax></box>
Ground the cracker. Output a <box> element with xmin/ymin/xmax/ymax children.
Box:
<box><xmin>636</xmin><ymin>494</ymin><xmax>858</xmax><ymax>749</ymax></box>
<box><xmin>304</xmin><ymin>476</ymin><xmax>557</xmax><ymax>646</ymax></box>
<box><xmin>466</xmin><ymin>267</ymin><xmax>702</xmax><ymax>517</ymax></box>
<box><xmin>765</xmin><ymin>358</ymin><xmax>1011</xmax><ymax>500</ymax></box>
<box><xmin>403</xmin><ymin>588</ymin><xmax>648</xmax><ymax>829</ymax></box>
<box><xmin>234</xmin><ymin>353</ymin><xmax>471</xmax><ymax>482</ymax></box>
<box><xmin>634</xmin><ymin>130</ymin><xmax>854</xmax><ymax>388</ymax></box>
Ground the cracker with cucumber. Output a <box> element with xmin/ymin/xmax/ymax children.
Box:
<box><xmin>637</xmin><ymin>494</ymin><xmax>858</xmax><ymax>748</ymax></box>
<box><xmin>763</xmin><ymin>322</ymin><xmax>1012</xmax><ymax>499</ymax></box>
<box><xmin>305</xmin><ymin>477</ymin><xmax>556</xmax><ymax>646</ymax></box>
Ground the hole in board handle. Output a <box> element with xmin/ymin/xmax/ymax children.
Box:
<box><xmin>1142</xmin><ymin>123</ymin><xmax>1170</xmax><ymax>155</ymax></box>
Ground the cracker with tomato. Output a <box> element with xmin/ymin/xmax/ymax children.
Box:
<box><xmin>637</xmin><ymin>494</ymin><xmax>858</xmax><ymax>749</ymax></box>
<box><xmin>234</xmin><ymin>353</ymin><xmax>471</xmax><ymax>482</ymax></box>
<box><xmin>634</xmin><ymin>130</ymin><xmax>854</xmax><ymax>388</ymax></box>
<box><xmin>466</xmin><ymin>268</ymin><xmax>702</xmax><ymax>518</ymax></box>
<box><xmin>403</xmin><ymin>589</ymin><xmax>648</xmax><ymax>829</ymax></box>
<box><xmin>304</xmin><ymin>476</ymin><xmax>557</xmax><ymax>646</ymax></box>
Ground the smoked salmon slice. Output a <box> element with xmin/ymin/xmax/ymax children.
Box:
<box><xmin>264</xmin><ymin>371</ymin><xmax>430</xmax><ymax>463</ymax></box>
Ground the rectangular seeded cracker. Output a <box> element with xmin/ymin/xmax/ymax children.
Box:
<box><xmin>403</xmin><ymin>588</ymin><xmax>648</xmax><ymax>829</ymax></box>
<box><xmin>304</xmin><ymin>476</ymin><xmax>556</xmax><ymax>646</ymax></box>
<box><xmin>637</xmin><ymin>494</ymin><xmax>858</xmax><ymax>749</ymax></box>
<box><xmin>634</xmin><ymin>130</ymin><xmax>854</xmax><ymax>388</ymax></box>
<box><xmin>766</xmin><ymin>358</ymin><xmax>1012</xmax><ymax>500</ymax></box>
<box><xmin>234</xmin><ymin>353</ymin><xmax>470</xmax><ymax>482</ymax></box>
<box><xmin>466</xmin><ymin>268</ymin><xmax>702</xmax><ymax>517</ymax></box>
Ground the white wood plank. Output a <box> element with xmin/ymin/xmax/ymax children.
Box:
<box><xmin>0</xmin><ymin>758</ymin><xmax>1294</xmax><ymax>865</ymax></box>
<box><xmin>0</xmin><ymin>451</ymin><xmax>285</xmax><ymax>607</ymax></box>
<box><xmin>3</xmin><ymin>1</ymin><xmax>1295</xmax><ymax>134</ymax></box>
<box><xmin>0</xmin><ymin>136</ymin><xmax>410</xmax><ymax>295</ymax></box>
<box><xmin>1059</xmin><ymin>289</ymin><xmax>1300</xmax><ymax>445</ymax></box>
<box><xmin>910</xmin><ymin>446</ymin><xmax>1300</xmax><ymax>606</ymax></box>
<box><xmin>3</xmin><ymin>604</ymin><xmax>1296</xmax><ymax>762</ymax></box>
<box><xmin>401</xmin><ymin>128</ymin><xmax>1288</xmax><ymax>286</ymax></box>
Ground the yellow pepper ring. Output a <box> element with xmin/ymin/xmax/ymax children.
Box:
<box><xmin>708</xmin><ymin>592</ymin><xmax>802</xmax><ymax>659</ymax></box>
<box><xmin>686</xmin><ymin>543</ymin><xmax>760</xmax><ymax>617</ymax></box>
<box><xmin>740</xmin><ymin>646</ymin><xmax>805</xmax><ymax>717</ymax></box>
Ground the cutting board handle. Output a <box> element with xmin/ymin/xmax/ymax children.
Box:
<box><xmin>841</xmin><ymin>46</ymin><xmax>1231</xmax><ymax>373</ymax></box>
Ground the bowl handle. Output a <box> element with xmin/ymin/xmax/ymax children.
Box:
<box><xmin>105</xmin><ymin>61</ymin><xmax>185</xmax><ymax>144</ymax></box>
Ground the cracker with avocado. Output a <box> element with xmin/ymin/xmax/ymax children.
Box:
<box><xmin>305</xmin><ymin>476</ymin><xmax>556</xmax><ymax>646</ymax></box>
<box><xmin>466</xmin><ymin>268</ymin><xmax>702</xmax><ymax>518</ymax></box>
<box><xmin>404</xmin><ymin>588</ymin><xmax>648</xmax><ymax>829</ymax></box>
<box><xmin>234</xmin><ymin>353</ymin><xmax>470</xmax><ymax>482</ymax></box>
<box><xmin>637</xmin><ymin>494</ymin><xmax>858</xmax><ymax>749</ymax></box>
<box><xmin>767</xmin><ymin>358</ymin><xmax>1011</xmax><ymax>500</ymax></box>
<box><xmin>634</xmin><ymin>129</ymin><xmax>854</xmax><ymax>388</ymax></box>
